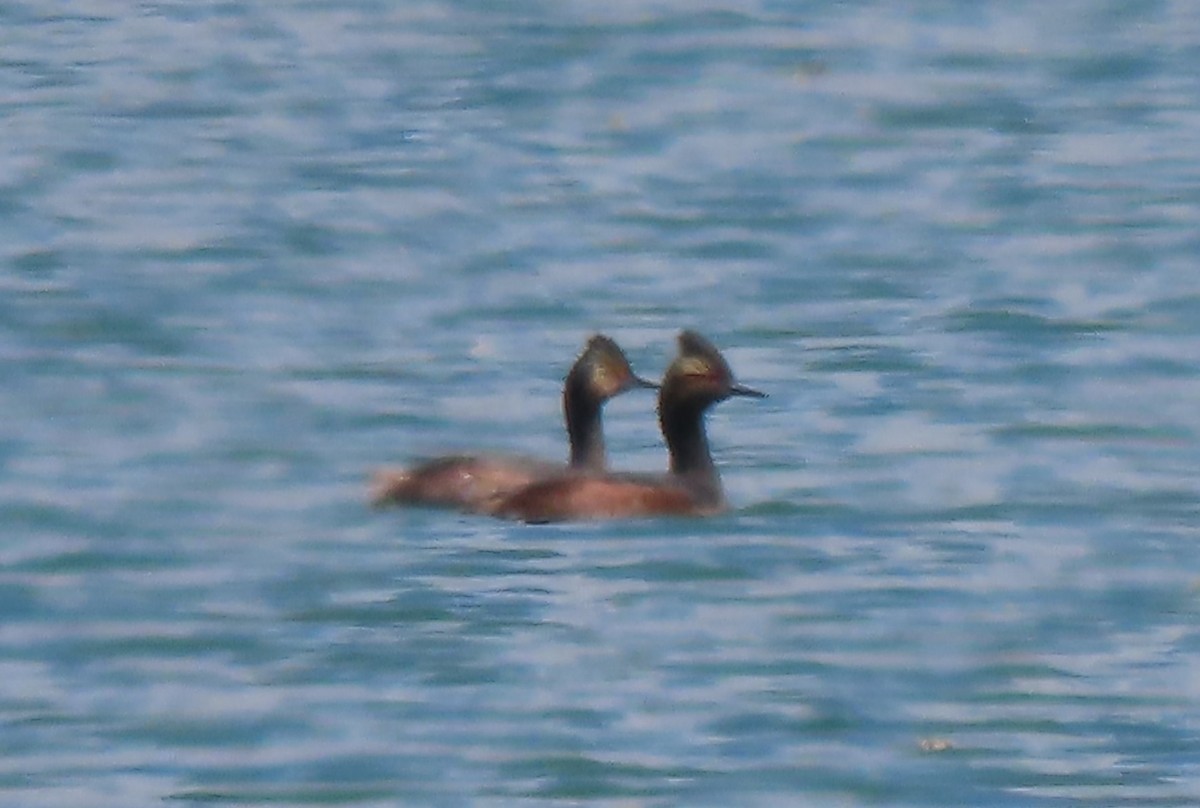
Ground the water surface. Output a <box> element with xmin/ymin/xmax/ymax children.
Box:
<box><xmin>3</xmin><ymin>2</ymin><xmax>1200</xmax><ymax>805</ymax></box>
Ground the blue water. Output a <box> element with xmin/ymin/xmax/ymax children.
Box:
<box><xmin>3</xmin><ymin>2</ymin><xmax>1200</xmax><ymax>805</ymax></box>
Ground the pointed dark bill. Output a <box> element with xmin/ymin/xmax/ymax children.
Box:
<box><xmin>730</xmin><ymin>382</ymin><xmax>766</xmax><ymax>399</ymax></box>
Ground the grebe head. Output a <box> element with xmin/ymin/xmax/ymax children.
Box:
<box><xmin>573</xmin><ymin>334</ymin><xmax>658</xmax><ymax>401</ymax></box>
<box><xmin>662</xmin><ymin>330</ymin><xmax>766</xmax><ymax>409</ymax></box>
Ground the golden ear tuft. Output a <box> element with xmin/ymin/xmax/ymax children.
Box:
<box><xmin>675</xmin><ymin>356</ymin><xmax>712</xmax><ymax>378</ymax></box>
<box><xmin>591</xmin><ymin>361</ymin><xmax>612</xmax><ymax>387</ymax></box>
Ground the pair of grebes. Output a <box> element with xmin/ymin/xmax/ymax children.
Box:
<box><xmin>371</xmin><ymin>330</ymin><xmax>764</xmax><ymax>523</ymax></box>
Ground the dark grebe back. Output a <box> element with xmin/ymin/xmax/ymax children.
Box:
<box><xmin>488</xmin><ymin>330</ymin><xmax>764</xmax><ymax>523</ymax></box>
<box><xmin>371</xmin><ymin>335</ymin><xmax>655</xmax><ymax>512</ymax></box>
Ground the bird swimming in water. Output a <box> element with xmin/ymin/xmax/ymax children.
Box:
<box><xmin>487</xmin><ymin>330</ymin><xmax>765</xmax><ymax>523</ymax></box>
<box><xmin>371</xmin><ymin>335</ymin><xmax>656</xmax><ymax>512</ymax></box>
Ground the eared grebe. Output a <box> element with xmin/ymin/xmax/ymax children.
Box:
<box><xmin>370</xmin><ymin>335</ymin><xmax>656</xmax><ymax>511</ymax></box>
<box><xmin>488</xmin><ymin>330</ymin><xmax>765</xmax><ymax>523</ymax></box>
